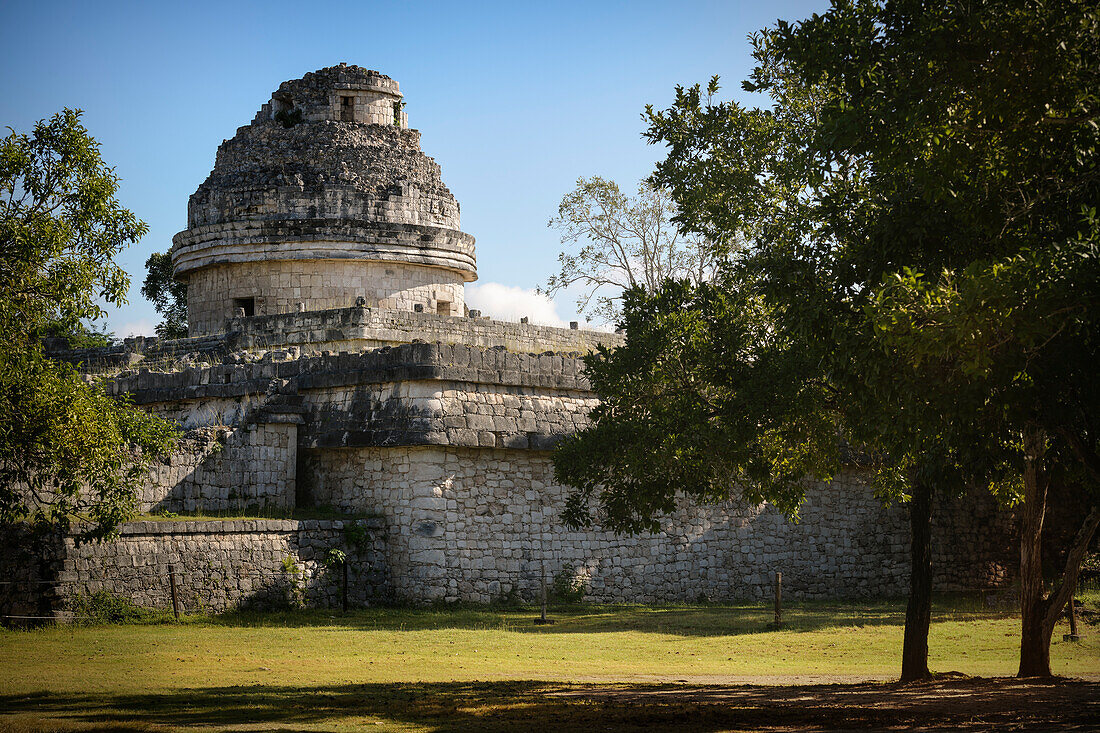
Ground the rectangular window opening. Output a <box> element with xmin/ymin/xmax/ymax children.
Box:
<box><xmin>436</xmin><ymin>301</ymin><xmax>451</xmax><ymax>316</ymax></box>
<box><xmin>233</xmin><ymin>297</ymin><xmax>255</xmax><ymax>318</ymax></box>
<box><xmin>340</xmin><ymin>96</ymin><xmax>354</xmax><ymax>121</ymax></box>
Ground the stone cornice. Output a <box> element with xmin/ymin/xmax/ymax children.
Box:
<box><xmin>171</xmin><ymin>219</ymin><xmax>476</xmax><ymax>279</ymax></box>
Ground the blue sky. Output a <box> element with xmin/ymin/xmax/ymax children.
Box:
<box><xmin>1</xmin><ymin>0</ymin><xmax>829</xmax><ymax>335</ymax></box>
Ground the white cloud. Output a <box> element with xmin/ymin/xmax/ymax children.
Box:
<box><xmin>117</xmin><ymin>318</ymin><xmax>157</xmax><ymax>338</ymax></box>
<box><xmin>465</xmin><ymin>283</ymin><xmax>568</xmax><ymax>327</ymax></box>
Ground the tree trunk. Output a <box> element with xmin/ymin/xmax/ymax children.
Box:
<box><xmin>901</xmin><ymin>478</ymin><xmax>934</xmax><ymax>682</ymax></box>
<box><xmin>1018</xmin><ymin>461</ymin><xmax>1100</xmax><ymax>678</ymax></box>
<box><xmin>1017</xmin><ymin>426</ymin><xmax>1050</xmax><ymax>677</ymax></box>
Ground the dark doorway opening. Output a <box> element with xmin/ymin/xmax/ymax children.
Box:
<box><xmin>233</xmin><ymin>297</ymin><xmax>255</xmax><ymax>318</ymax></box>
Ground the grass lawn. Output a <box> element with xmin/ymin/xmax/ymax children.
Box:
<box><xmin>1</xmin><ymin>598</ymin><xmax>1098</xmax><ymax>731</ymax></box>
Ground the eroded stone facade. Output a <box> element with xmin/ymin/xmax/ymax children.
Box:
<box><xmin>186</xmin><ymin>261</ymin><xmax>466</xmax><ymax>334</ymax></box>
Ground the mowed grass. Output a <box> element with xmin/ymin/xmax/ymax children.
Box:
<box><xmin>1</xmin><ymin>599</ymin><xmax>1098</xmax><ymax>731</ymax></box>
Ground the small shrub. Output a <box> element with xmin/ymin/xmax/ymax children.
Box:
<box><xmin>551</xmin><ymin>564</ymin><xmax>588</xmax><ymax>604</ymax></box>
<box><xmin>274</xmin><ymin>108</ymin><xmax>303</xmax><ymax>128</ymax></box>
<box><xmin>280</xmin><ymin>554</ymin><xmax>305</xmax><ymax>609</ymax></box>
<box><xmin>493</xmin><ymin>586</ymin><xmax>523</xmax><ymax>608</ymax></box>
<box><xmin>323</xmin><ymin>548</ymin><xmax>347</xmax><ymax>571</ymax></box>
<box><xmin>343</xmin><ymin>523</ymin><xmax>372</xmax><ymax>552</ymax></box>
<box><xmin>69</xmin><ymin>591</ymin><xmax>155</xmax><ymax>625</ymax></box>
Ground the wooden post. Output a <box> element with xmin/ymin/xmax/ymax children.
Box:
<box><xmin>534</xmin><ymin>561</ymin><xmax>554</xmax><ymax>625</ymax></box>
<box><xmin>540</xmin><ymin>563</ymin><xmax>548</xmax><ymax>621</ymax></box>
<box><xmin>773</xmin><ymin>571</ymin><xmax>782</xmax><ymax>629</ymax></box>
<box><xmin>168</xmin><ymin>564</ymin><xmax>180</xmax><ymax>621</ymax></box>
<box><xmin>342</xmin><ymin>560</ymin><xmax>349</xmax><ymax>613</ymax></box>
<box><xmin>1064</xmin><ymin>579</ymin><xmax>1080</xmax><ymax>642</ymax></box>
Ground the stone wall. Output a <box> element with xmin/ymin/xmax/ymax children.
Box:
<box><xmin>299</xmin><ymin>446</ymin><xmax>1016</xmax><ymax>604</ymax></box>
<box><xmin>32</xmin><ymin>336</ymin><xmax>1017</xmax><ymax>611</ymax></box>
<box><xmin>186</xmin><ymin>261</ymin><xmax>466</xmax><ymax>335</ymax></box>
<box><xmin>53</xmin><ymin>308</ymin><xmax>621</xmax><ymax>372</ymax></box>
<box><xmin>227</xmin><ymin>307</ymin><xmax>623</xmax><ymax>355</ymax></box>
<box><xmin>138</xmin><ymin>422</ymin><xmax>298</xmax><ymax>514</ymax></box>
<box><xmin>0</xmin><ymin>519</ymin><xmax>388</xmax><ymax>619</ymax></box>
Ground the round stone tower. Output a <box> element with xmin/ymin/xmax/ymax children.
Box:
<box><xmin>171</xmin><ymin>64</ymin><xmax>476</xmax><ymax>336</ymax></box>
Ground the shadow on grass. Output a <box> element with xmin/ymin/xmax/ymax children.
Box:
<box><xmin>2</xmin><ymin>678</ymin><xmax>1096</xmax><ymax>732</ymax></box>
<box><xmin>200</xmin><ymin>599</ymin><xmax>1016</xmax><ymax>638</ymax></box>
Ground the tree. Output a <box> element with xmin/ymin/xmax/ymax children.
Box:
<box><xmin>141</xmin><ymin>251</ymin><xmax>188</xmax><ymax>339</ymax></box>
<box><xmin>557</xmin><ymin>0</ymin><xmax>1099</xmax><ymax>682</ymax></box>
<box><xmin>766</xmin><ymin>0</ymin><xmax>1100</xmax><ymax>679</ymax></box>
<box><xmin>542</xmin><ymin>176</ymin><xmax>717</xmax><ymax>323</ymax></box>
<box><xmin>0</xmin><ymin>110</ymin><xmax>177</xmax><ymax>541</ymax></box>
<box><xmin>556</xmin><ymin>279</ymin><xmax>839</xmax><ymax>534</ymax></box>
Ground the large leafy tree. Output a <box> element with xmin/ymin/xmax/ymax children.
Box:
<box><xmin>557</xmin><ymin>0</ymin><xmax>1098</xmax><ymax>682</ymax></box>
<box><xmin>0</xmin><ymin>110</ymin><xmax>177</xmax><ymax>541</ymax></box>
<box><xmin>766</xmin><ymin>0</ymin><xmax>1100</xmax><ymax>679</ymax></box>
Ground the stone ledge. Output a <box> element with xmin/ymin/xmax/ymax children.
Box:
<box><xmin>105</xmin><ymin>339</ymin><xmax>601</xmax><ymax>405</ymax></box>
<box><xmin>172</xmin><ymin>219</ymin><xmax>477</xmax><ymax>280</ymax></box>
<box><xmin>115</xmin><ymin>517</ymin><xmax>384</xmax><ymax>536</ymax></box>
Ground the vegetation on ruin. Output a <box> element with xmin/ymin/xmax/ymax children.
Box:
<box><xmin>0</xmin><ymin>109</ymin><xmax>179</xmax><ymax>541</ymax></box>
<box><xmin>1</xmin><ymin>597</ymin><xmax>1097</xmax><ymax>731</ymax></box>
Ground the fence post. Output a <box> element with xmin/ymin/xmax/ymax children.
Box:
<box><xmin>534</xmin><ymin>560</ymin><xmax>553</xmax><ymax>625</ymax></box>
<box><xmin>342</xmin><ymin>560</ymin><xmax>349</xmax><ymax>613</ymax></box>
<box><xmin>1064</xmin><ymin>578</ymin><xmax>1080</xmax><ymax>642</ymax></box>
<box><xmin>168</xmin><ymin>564</ymin><xmax>180</xmax><ymax>621</ymax></box>
<box><xmin>773</xmin><ymin>571</ymin><xmax>782</xmax><ymax>630</ymax></box>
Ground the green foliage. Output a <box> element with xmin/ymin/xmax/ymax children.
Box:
<box><xmin>550</xmin><ymin>564</ymin><xmax>588</xmax><ymax>603</ymax></box>
<box><xmin>280</xmin><ymin>554</ymin><xmax>305</xmax><ymax>609</ymax></box>
<box><xmin>542</xmin><ymin>176</ymin><xmax>718</xmax><ymax>324</ymax></box>
<box><xmin>58</xmin><ymin>322</ymin><xmax>117</xmax><ymax>349</ymax></box>
<box><xmin>141</xmin><ymin>251</ymin><xmax>188</xmax><ymax>339</ymax></box>
<box><xmin>69</xmin><ymin>590</ymin><xmax>156</xmax><ymax>625</ymax></box>
<box><xmin>0</xmin><ymin>332</ymin><xmax>179</xmax><ymax>541</ymax></box>
<box><xmin>556</xmin><ymin>279</ymin><xmax>838</xmax><ymax>533</ymax></box>
<box><xmin>0</xmin><ymin>109</ymin><xmax>145</xmax><ymax>339</ymax></box>
<box><xmin>342</xmin><ymin>522</ymin><xmax>373</xmax><ymax>552</ymax></box>
<box><xmin>0</xmin><ymin>110</ymin><xmax>180</xmax><ymax>542</ymax></box>
<box><xmin>323</xmin><ymin>547</ymin><xmax>347</xmax><ymax>570</ymax></box>
<box><xmin>625</xmin><ymin>0</ymin><xmax>1100</xmax><ymax>677</ymax></box>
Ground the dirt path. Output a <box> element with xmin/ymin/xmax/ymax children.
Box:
<box><xmin>552</xmin><ymin>676</ymin><xmax>1100</xmax><ymax>730</ymax></box>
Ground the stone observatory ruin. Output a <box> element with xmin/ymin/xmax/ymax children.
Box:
<box><xmin>173</xmin><ymin>66</ymin><xmax>474</xmax><ymax>334</ymax></box>
<box><xmin>5</xmin><ymin>65</ymin><xmax>1015</xmax><ymax>617</ymax></box>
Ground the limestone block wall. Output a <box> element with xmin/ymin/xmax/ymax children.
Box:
<box><xmin>54</xmin><ymin>309</ymin><xmax>621</xmax><ymax>371</ymax></box>
<box><xmin>325</xmin><ymin>90</ymin><xmax>408</xmax><ymax>126</ymax></box>
<box><xmin>0</xmin><ymin>519</ymin><xmax>389</xmax><ymax>618</ymax></box>
<box><xmin>186</xmin><ymin>260</ymin><xmax>466</xmax><ymax>335</ymax></box>
<box><xmin>299</xmin><ymin>380</ymin><xmax>599</xmax><ymax>451</ymax></box>
<box><xmin>229</xmin><ymin>307</ymin><xmax>623</xmax><ymax>355</ymax></box>
<box><xmin>138</xmin><ymin>422</ymin><xmax>298</xmax><ymax>514</ymax></box>
<box><xmin>299</xmin><ymin>446</ymin><xmax>1016</xmax><ymax>604</ymax></box>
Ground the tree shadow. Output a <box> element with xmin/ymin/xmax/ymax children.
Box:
<box><xmin>2</xmin><ymin>678</ymin><xmax>1095</xmax><ymax>732</ymax></box>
